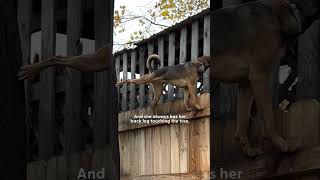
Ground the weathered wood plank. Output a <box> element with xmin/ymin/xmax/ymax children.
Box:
<box><xmin>122</xmin><ymin>53</ymin><xmax>128</xmax><ymax>111</ymax></box>
<box><xmin>168</xmin><ymin>33</ymin><xmax>176</xmax><ymax>101</ymax></box>
<box><xmin>39</xmin><ymin>0</ymin><xmax>56</xmax><ymax>160</ymax></box>
<box><xmin>148</xmin><ymin>42</ymin><xmax>155</xmax><ymax>103</ymax></box>
<box><xmin>154</xmin><ymin>126</ymin><xmax>162</xmax><ymax>174</ymax></box>
<box><xmin>179</xmin><ymin>123</ymin><xmax>189</xmax><ymax>173</ymax></box>
<box><xmin>158</xmin><ymin>37</ymin><xmax>165</xmax><ymax>103</ymax></box>
<box><xmin>171</xmin><ymin>123</ymin><xmax>180</xmax><ymax>173</ymax></box>
<box><xmin>139</xmin><ymin>129</ymin><xmax>146</xmax><ymax>176</ymax></box>
<box><xmin>286</xmin><ymin>99</ymin><xmax>320</xmax><ymax>147</ymax></box>
<box><xmin>17</xmin><ymin>0</ymin><xmax>32</xmax><ymax>160</ymax></box>
<box><xmin>199</xmin><ymin>118</ymin><xmax>210</xmax><ymax>172</ymax></box>
<box><xmin>178</xmin><ymin>27</ymin><xmax>188</xmax><ymax>98</ymax></box>
<box><xmin>130</xmin><ymin>50</ymin><xmax>137</xmax><ymax>109</ymax></box>
<box><xmin>118</xmin><ymin>93</ymin><xmax>210</xmax><ymax>132</ymax></box>
<box><xmin>203</xmin><ymin>15</ymin><xmax>210</xmax><ymax>93</ymax></box>
<box><xmin>161</xmin><ymin>125</ymin><xmax>171</xmax><ymax>174</ymax></box>
<box><xmin>46</xmin><ymin>158</ymin><xmax>57</xmax><ymax>180</ymax></box>
<box><xmin>145</xmin><ymin>127</ymin><xmax>154</xmax><ymax>175</ymax></box>
<box><xmin>139</xmin><ymin>47</ymin><xmax>146</xmax><ymax>108</ymax></box>
<box><xmin>189</xmin><ymin>120</ymin><xmax>200</xmax><ymax>172</ymax></box>
<box><xmin>27</xmin><ymin>161</ymin><xmax>46</xmax><ymax>180</ymax></box>
<box><xmin>191</xmin><ymin>21</ymin><xmax>199</xmax><ymax>60</ymax></box>
<box><xmin>65</xmin><ymin>0</ymin><xmax>82</xmax><ymax>155</ymax></box>
<box><xmin>93</xmin><ymin>0</ymin><xmax>119</xmax><ymax>179</ymax></box>
<box><xmin>121</xmin><ymin>172</ymin><xmax>210</xmax><ymax>180</ymax></box>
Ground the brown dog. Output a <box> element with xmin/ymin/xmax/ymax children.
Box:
<box><xmin>212</xmin><ymin>0</ymin><xmax>320</xmax><ymax>157</ymax></box>
<box><xmin>116</xmin><ymin>55</ymin><xmax>210</xmax><ymax>111</ymax></box>
<box><xmin>17</xmin><ymin>44</ymin><xmax>112</xmax><ymax>80</ymax></box>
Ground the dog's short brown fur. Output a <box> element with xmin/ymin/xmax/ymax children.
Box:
<box><xmin>212</xmin><ymin>0</ymin><xmax>320</xmax><ymax>157</ymax></box>
<box><xmin>116</xmin><ymin>55</ymin><xmax>210</xmax><ymax>111</ymax></box>
<box><xmin>17</xmin><ymin>44</ymin><xmax>112</xmax><ymax>80</ymax></box>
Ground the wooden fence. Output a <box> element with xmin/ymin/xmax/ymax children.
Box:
<box><xmin>22</xmin><ymin>0</ymin><xmax>210</xmax><ymax>178</ymax></box>
<box><xmin>115</xmin><ymin>9</ymin><xmax>211</xmax><ymax>179</ymax></box>
<box><xmin>115</xmin><ymin>9</ymin><xmax>210</xmax><ymax>112</ymax></box>
<box><xmin>20</xmin><ymin>0</ymin><xmax>118</xmax><ymax>179</ymax></box>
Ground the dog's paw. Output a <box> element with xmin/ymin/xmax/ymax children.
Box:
<box><xmin>185</xmin><ymin>107</ymin><xmax>192</xmax><ymax>112</ymax></box>
<box><xmin>242</xmin><ymin>145</ymin><xmax>264</xmax><ymax>158</ymax></box>
<box><xmin>17</xmin><ymin>64</ymin><xmax>39</xmax><ymax>80</ymax></box>
<box><xmin>115</xmin><ymin>82</ymin><xmax>121</xmax><ymax>87</ymax></box>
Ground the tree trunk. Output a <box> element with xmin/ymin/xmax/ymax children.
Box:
<box><xmin>0</xmin><ymin>0</ymin><xmax>26</xmax><ymax>179</ymax></box>
<box><xmin>297</xmin><ymin>21</ymin><xmax>320</xmax><ymax>101</ymax></box>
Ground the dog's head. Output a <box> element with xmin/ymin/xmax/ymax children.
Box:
<box><xmin>195</xmin><ymin>56</ymin><xmax>210</xmax><ymax>74</ymax></box>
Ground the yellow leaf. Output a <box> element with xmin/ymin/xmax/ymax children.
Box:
<box><xmin>161</xmin><ymin>10</ymin><xmax>169</xmax><ymax>16</ymax></box>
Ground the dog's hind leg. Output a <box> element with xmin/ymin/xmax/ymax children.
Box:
<box><xmin>116</xmin><ymin>74</ymin><xmax>160</xmax><ymax>87</ymax></box>
<box><xmin>150</xmin><ymin>82</ymin><xmax>164</xmax><ymax>110</ymax></box>
<box><xmin>235</xmin><ymin>82</ymin><xmax>263</xmax><ymax>157</ymax></box>
<box><xmin>249</xmin><ymin>65</ymin><xmax>299</xmax><ymax>153</ymax></box>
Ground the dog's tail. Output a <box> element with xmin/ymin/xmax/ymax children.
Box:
<box><xmin>146</xmin><ymin>54</ymin><xmax>161</xmax><ymax>73</ymax></box>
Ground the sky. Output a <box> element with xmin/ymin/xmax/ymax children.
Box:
<box><xmin>113</xmin><ymin>0</ymin><xmax>162</xmax><ymax>52</ymax></box>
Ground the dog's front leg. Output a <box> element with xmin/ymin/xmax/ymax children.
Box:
<box><xmin>183</xmin><ymin>88</ymin><xmax>192</xmax><ymax>112</ymax></box>
<box><xmin>187</xmin><ymin>83</ymin><xmax>202</xmax><ymax>111</ymax></box>
<box><xmin>235</xmin><ymin>82</ymin><xmax>263</xmax><ymax>157</ymax></box>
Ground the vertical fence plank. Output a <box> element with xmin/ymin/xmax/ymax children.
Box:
<box><xmin>139</xmin><ymin>47</ymin><xmax>146</xmax><ymax>108</ymax></box>
<box><xmin>168</xmin><ymin>33</ymin><xmax>176</xmax><ymax>101</ymax></box>
<box><xmin>203</xmin><ymin>15</ymin><xmax>210</xmax><ymax>93</ymax></box>
<box><xmin>191</xmin><ymin>21</ymin><xmax>199</xmax><ymax>60</ymax></box>
<box><xmin>130</xmin><ymin>51</ymin><xmax>137</xmax><ymax>109</ymax></box>
<box><xmin>39</xmin><ymin>0</ymin><xmax>56</xmax><ymax>160</ymax></box>
<box><xmin>65</xmin><ymin>1</ymin><xmax>82</xmax><ymax>178</ymax></box>
<box><xmin>158</xmin><ymin>37</ymin><xmax>165</xmax><ymax>103</ymax></box>
<box><xmin>171</xmin><ymin>124</ymin><xmax>180</xmax><ymax>173</ymax></box>
<box><xmin>65</xmin><ymin>0</ymin><xmax>82</xmax><ymax>155</ymax></box>
<box><xmin>178</xmin><ymin>27</ymin><xmax>188</xmax><ymax>98</ymax></box>
<box><xmin>122</xmin><ymin>53</ymin><xmax>128</xmax><ymax>111</ymax></box>
<box><xmin>192</xmin><ymin>21</ymin><xmax>199</xmax><ymax>95</ymax></box>
<box><xmin>179</xmin><ymin>124</ymin><xmax>189</xmax><ymax>173</ymax></box>
<box><xmin>148</xmin><ymin>42</ymin><xmax>155</xmax><ymax>103</ymax></box>
<box><xmin>17</xmin><ymin>0</ymin><xmax>32</xmax><ymax>160</ymax></box>
<box><xmin>116</xmin><ymin>56</ymin><xmax>121</xmax><ymax>110</ymax></box>
<box><xmin>93</xmin><ymin>0</ymin><xmax>119</xmax><ymax>179</ymax></box>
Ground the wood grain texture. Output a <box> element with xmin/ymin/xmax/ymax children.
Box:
<box><xmin>122</xmin><ymin>53</ymin><xmax>128</xmax><ymax>111</ymax></box>
<box><xmin>139</xmin><ymin>47</ymin><xmax>146</xmax><ymax>108</ymax></box>
<box><xmin>39</xmin><ymin>0</ymin><xmax>56</xmax><ymax>160</ymax></box>
<box><xmin>203</xmin><ymin>15</ymin><xmax>210</xmax><ymax>93</ymax></box>
<box><xmin>65</xmin><ymin>0</ymin><xmax>82</xmax><ymax>155</ymax></box>
<box><xmin>130</xmin><ymin>51</ymin><xmax>137</xmax><ymax>109</ymax></box>
<box><xmin>168</xmin><ymin>33</ymin><xmax>176</xmax><ymax>101</ymax></box>
<box><xmin>158</xmin><ymin>37</ymin><xmax>165</xmax><ymax>103</ymax></box>
<box><xmin>178</xmin><ymin>27</ymin><xmax>188</xmax><ymax>98</ymax></box>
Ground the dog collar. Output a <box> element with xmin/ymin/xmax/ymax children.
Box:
<box><xmin>288</xmin><ymin>0</ymin><xmax>303</xmax><ymax>33</ymax></box>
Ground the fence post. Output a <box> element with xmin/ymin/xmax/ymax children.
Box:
<box><xmin>39</xmin><ymin>0</ymin><xmax>56</xmax><ymax>160</ymax></box>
